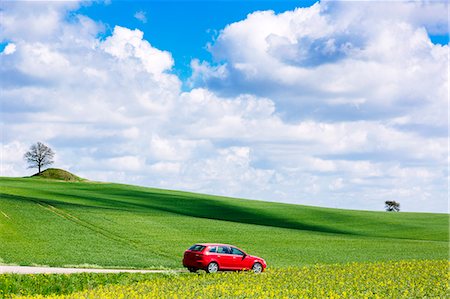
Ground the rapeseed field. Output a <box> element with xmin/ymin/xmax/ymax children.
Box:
<box><xmin>6</xmin><ymin>260</ymin><xmax>448</xmax><ymax>299</ymax></box>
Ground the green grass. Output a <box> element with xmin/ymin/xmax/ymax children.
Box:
<box><xmin>0</xmin><ymin>176</ymin><xmax>448</xmax><ymax>269</ymax></box>
<box><xmin>0</xmin><ymin>272</ymin><xmax>165</xmax><ymax>298</ymax></box>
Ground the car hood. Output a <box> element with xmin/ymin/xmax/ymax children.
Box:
<box><xmin>247</xmin><ymin>255</ymin><xmax>265</xmax><ymax>262</ymax></box>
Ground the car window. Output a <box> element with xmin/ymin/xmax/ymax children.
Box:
<box><xmin>230</xmin><ymin>247</ymin><xmax>245</xmax><ymax>256</ymax></box>
<box><xmin>217</xmin><ymin>246</ymin><xmax>230</xmax><ymax>254</ymax></box>
<box><xmin>188</xmin><ymin>245</ymin><xmax>205</xmax><ymax>252</ymax></box>
<box><xmin>208</xmin><ymin>246</ymin><xmax>217</xmax><ymax>253</ymax></box>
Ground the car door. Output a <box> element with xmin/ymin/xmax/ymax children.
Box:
<box><xmin>229</xmin><ymin>247</ymin><xmax>247</xmax><ymax>270</ymax></box>
<box><xmin>216</xmin><ymin>245</ymin><xmax>233</xmax><ymax>269</ymax></box>
<box><xmin>205</xmin><ymin>245</ymin><xmax>218</xmax><ymax>265</ymax></box>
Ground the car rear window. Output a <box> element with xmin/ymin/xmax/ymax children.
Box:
<box><xmin>188</xmin><ymin>245</ymin><xmax>205</xmax><ymax>252</ymax></box>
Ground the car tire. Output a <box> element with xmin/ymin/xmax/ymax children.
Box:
<box><xmin>206</xmin><ymin>262</ymin><xmax>219</xmax><ymax>273</ymax></box>
<box><xmin>188</xmin><ymin>267</ymin><xmax>197</xmax><ymax>273</ymax></box>
<box><xmin>252</xmin><ymin>262</ymin><xmax>263</xmax><ymax>274</ymax></box>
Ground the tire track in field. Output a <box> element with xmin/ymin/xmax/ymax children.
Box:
<box><xmin>35</xmin><ymin>201</ymin><xmax>173</xmax><ymax>260</ymax></box>
<box><xmin>1</xmin><ymin>210</ymin><xmax>11</xmax><ymax>219</ymax></box>
<box><xmin>0</xmin><ymin>265</ymin><xmax>184</xmax><ymax>274</ymax></box>
<box><xmin>36</xmin><ymin>201</ymin><xmax>133</xmax><ymax>245</ymax></box>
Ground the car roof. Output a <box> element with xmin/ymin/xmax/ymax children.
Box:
<box><xmin>196</xmin><ymin>243</ymin><xmax>236</xmax><ymax>247</ymax></box>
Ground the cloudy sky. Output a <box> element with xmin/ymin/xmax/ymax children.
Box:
<box><xmin>1</xmin><ymin>0</ymin><xmax>448</xmax><ymax>212</ymax></box>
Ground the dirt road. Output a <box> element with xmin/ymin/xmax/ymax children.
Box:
<box><xmin>0</xmin><ymin>265</ymin><xmax>183</xmax><ymax>274</ymax></box>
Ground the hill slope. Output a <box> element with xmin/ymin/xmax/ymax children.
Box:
<box><xmin>0</xmin><ymin>177</ymin><xmax>448</xmax><ymax>269</ymax></box>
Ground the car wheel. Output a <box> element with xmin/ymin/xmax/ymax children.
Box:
<box><xmin>252</xmin><ymin>262</ymin><xmax>263</xmax><ymax>274</ymax></box>
<box><xmin>188</xmin><ymin>267</ymin><xmax>197</xmax><ymax>273</ymax></box>
<box><xmin>206</xmin><ymin>262</ymin><xmax>219</xmax><ymax>273</ymax></box>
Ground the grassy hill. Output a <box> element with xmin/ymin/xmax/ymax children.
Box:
<box><xmin>0</xmin><ymin>175</ymin><xmax>448</xmax><ymax>269</ymax></box>
<box><xmin>31</xmin><ymin>168</ymin><xmax>85</xmax><ymax>182</ymax></box>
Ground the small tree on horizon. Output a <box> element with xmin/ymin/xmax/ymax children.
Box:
<box><xmin>24</xmin><ymin>142</ymin><xmax>55</xmax><ymax>174</ymax></box>
<box><xmin>385</xmin><ymin>200</ymin><xmax>400</xmax><ymax>212</ymax></box>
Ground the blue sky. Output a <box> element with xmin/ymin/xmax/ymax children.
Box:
<box><xmin>78</xmin><ymin>1</ymin><xmax>317</xmax><ymax>82</ymax></box>
<box><xmin>78</xmin><ymin>0</ymin><xmax>448</xmax><ymax>82</ymax></box>
<box><xmin>1</xmin><ymin>0</ymin><xmax>448</xmax><ymax>212</ymax></box>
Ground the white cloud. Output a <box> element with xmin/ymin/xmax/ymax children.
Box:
<box><xmin>1</xmin><ymin>43</ymin><xmax>16</xmax><ymax>55</ymax></box>
<box><xmin>173</xmin><ymin>146</ymin><xmax>276</xmax><ymax>198</ymax></box>
<box><xmin>0</xmin><ymin>1</ymin><xmax>447</xmax><ymax>213</ymax></box>
<box><xmin>149</xmin><ymin>162</ymin><xmax>181</xmax><ymax>175</ymax></box>
<box><xmin>101</xmin><ymin>26</ymin><xmax>174</xmax><ymax>76</ymax></box>
<box><xmin>0</xmin><ymin>141</ymin><xmax>29</xmax><ymax>177</ymax></box>
<box><xmin>134</xmin><ymin>10</ymin><xmax>147</xmax><ymax>24</ymax></box>
<box><xmin>107</xmin><ymin>156</ymin><xmax>144</xmax><ymax>172</ymax></box>
<box><xmin>149</xmin><ymin>135</ymin><xmax>211</xmax><ymax>162</ymax></box>
<box><xmin>194</xmin><ymin>2</ymin><xmax>447</xmax><ymax>127</ymax></box>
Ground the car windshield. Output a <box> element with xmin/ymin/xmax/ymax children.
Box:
<box><xmin>188</xmin><ymin>245</ymin><xmax>205</xmax><ymax>251</ymax></box>
<box><xmin>230</xmin><ymin>247</ymin><xmax>245</xmax><ymax>255</ymax></box>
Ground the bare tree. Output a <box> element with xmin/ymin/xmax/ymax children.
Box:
<box><xmin>385</xmin><ymin>200</ymin><xmax>400</xmax><ymax>212</ymax></box>
<box><xmin>24</xmin><ymin>142</ymin><xmax>55</xmax><ymax>174</ymax></box>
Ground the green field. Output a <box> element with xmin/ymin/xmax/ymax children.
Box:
<box><xmin>0</xmin><ymin>174</ymin><xmax>448</xmax><ymax>269</ymax></box>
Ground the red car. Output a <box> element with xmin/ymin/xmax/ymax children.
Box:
<box><xmin>182</xmin><ymin>243</ymin><xmax>267</xmax><ymax>273</ymax></box>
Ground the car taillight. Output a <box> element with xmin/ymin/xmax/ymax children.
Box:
<box><xmin>195</xmin><ymin>254</ymin><xmax>203</xmax><ymax>260</ymax></box>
